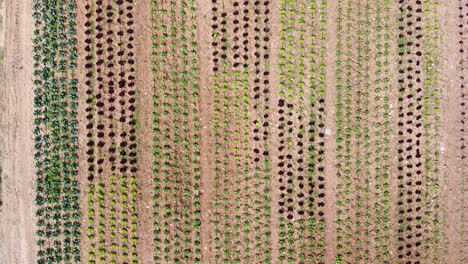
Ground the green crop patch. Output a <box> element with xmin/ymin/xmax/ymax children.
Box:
<box><xmin>32</xmin><ymin>0</ymin><xmax>81</xmax><ymax>263</ymax></box>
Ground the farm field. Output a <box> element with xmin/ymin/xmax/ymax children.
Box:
<box><xmin>0</xmin><ymin>0</ymin><xmax>466</xmax><ymax>264</ymax></box>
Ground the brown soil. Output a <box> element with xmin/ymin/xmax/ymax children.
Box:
<box><xmin>268</xmin><ymin>0</ymin><xmax>281</xmax><ymax>261</ymax></box>
<box><xmin>439</xmin><ymin>1</ymin><xmax>466</xmax><ymax>263</ymax></box>
<box><xmin>0</xmin><ymin>0</ymin><xmax>36</xmax><ymax>264</ymax></box>
<box><xmin>0</xmin><ymin>0</ymin><xmax>4</xmax><ymax>211</ymax></box>
<box><xmin>323</xmin><ymin>1</ymin><xmax>338</xmax><ymax>262</ymax></box>
<box><xmin>133</xmin><ymin>0</ymin><xmax>155</xmax><ymax>262</ymax></box>
<box><xmin>75</xmin><ymin>0</ymin><xmax>89</xmax><ymax>261</ymax></box>
<box><xmin>0</xmin><ymin>0</ymin><xmax>4</xmax><ymax>65</ymax></box>
<box><xmin>195</xmin><ymin>0</ymin><xmax>216</xmax><ymax>261</ymax></box>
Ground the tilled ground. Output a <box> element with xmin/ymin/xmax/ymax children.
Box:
<box><xmin>0</xmin><ymin>0</ymin><xmax>467</xmax><ymax>264</ymax></box>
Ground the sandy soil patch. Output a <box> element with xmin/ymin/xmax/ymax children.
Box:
<box><xmin>0</xmin><ymin>0</ymin><xmax>36</xmax><ymax>264</ymax></box>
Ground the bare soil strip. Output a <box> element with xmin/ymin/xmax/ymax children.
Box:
<box><xmin>440</xmin><ymin>1</ymin><xmax>467</xmax><ymax>263</ymax></box>
<box><xmin>76</xmin><ymin>0</ymin><xmax>89</xmax><ymax>261</ymax></box>
<box><xmin>195</xmin><ymin>0</ymin><xmax>216</xmax><ymax>261</ymax></box>
<box><xmin>386</xmin><ymin>2</ymin><xmax>401</xmax><ymax>262</ymax></box>
<box><xmin>396</xmin><ymin>1</ymin><xmax>444</xmax><ymax>262</ymax></box>
<box><xmin>268</xmin><ymin>0</ymin><xmax>280</xmax><ymax>261</ymax></box>
<box><xmin>0</xmin><ymin>0</ymin><xmax>4</xmax><ymax>211</ymax></box>
<box><xmin>0</xmin><ymin>0</ymin><xmax>35</xmax><ymax>264</ymax></box>
<box><xmin>0</xmin><ymin>0</ymin><xmax>4</xmax><ymax>64</ymax></box>
<box><xmin>134</xmin><ymin>0</ymin><xmax>154</xmax><ymax>262</ymax></box>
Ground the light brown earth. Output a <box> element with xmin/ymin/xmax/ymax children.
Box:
<box><xmin>75</xmin><ymin>0</ymin><xmax>89</xmax><ymax>261</ymax></box>
<box><xmin>195</xmin><ymin>0</ymin><xmax>216</xmax><ymax>261</ymax></box>
<box><xmin>134</xmin><ymin>0</ymin><xmax>155</xmax><ymax>262</ymax></box>
<box><xmin>440</xmin><ymin>1</ymin><xmax>467</xmax><ymax>263</ymax></box>
<box><xmin>0</xmin><ymin>1</ymin><xmax>36</xmax><ymax>264</ymax></box>
<box><xmin>323</xmin><ymin>1</ymin><xmax>338</xmax><ymax>262</ymax></box>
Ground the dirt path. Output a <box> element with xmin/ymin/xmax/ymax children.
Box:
<box><xmin>196</xmin><ymin>0</ymin><xmax>215</xmax><ymax>261</ymax></box>
<box><xmin>134</xmin><ymin>0</ymin><xmax>155</xmax><ymax>262</ymax></box>
<box><xmin>75</xmin><ymin>0</ymin><xmax>88</xmax><ymax>261</ymax></box>
<box><xmin>323</xmin><ymin>1</ymin><xmax>338</xmax><ymax>262</ymax></box>
<box><xmin>440</xmin><ymin>1</ymin><xmax>466</xmax><ymax>263</ymax></box>
<box><xmin>0</xmin><ymin>0</ymin><xmax>35</xmax><ymax>264</ymax></box>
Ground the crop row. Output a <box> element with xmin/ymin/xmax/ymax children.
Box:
<box><xmin>213</xmin><ymin>1</ymin><xmax>258</xmax><ymax>262</ymax></box>
<box><xmin>210</xmin><ymin>0</ymin><xmax>273</xmax><ymax>262</ymax></box>
<box><xmin>335</xmin><ymin>1</ymin><xmax>396</xmax><ymax>263</ymax></box>
<box><xmin>335</xmin><ymin>0</ymin><xmax>359</xmax><ymax>262</ymax></box>
<box><xmin>228</xmin><ymin>1</ymin><xmax>254</xmax><ymax>262</ymax></box>
<box><xmin>150</xmin><ymin>0</ymin><xmax>202</xmax><ymax>263</ymax></box>
<box><xmin>396</xmin><ymin>0</ymin><xmax>442</xmax><ymax>262</ymax></box>
<box><xmin>32</xmin><ymin>0</ymin><xmax>81</xmax><ymax>263</ymax></box>
<box><xmin>277</xmin><ymin>1</ymin><xmax>327</xmax><ymax>262</ymax></box>
<box><xmin>420</xmin><ymin>0</ymin><xmax>442</xmax><ymax>261</ymax></box>
<box><xmin>368</xmin><ymin>1</ymin><xmax>393</xmax><ymax>262</ymax></box>
<box><xmin>336</xmin><ymin>1</ymin><xmax>366</xmax><ymax>263</ymax></box>
<box><xmin>396</xmin><ymin>1</ymin><xmax>422</xmax><ymax>261</ymax></box>
<box><xmin>210</xmin><ymin>1</ymin><xmax>237</xmax><ymax>261</ymax></box>
<box><xmin>82</xmin><ymin>1</ymin><xmax>139</xmax><ymax>263</ymax></box>
<box><xmin>246</xmin><ymin>0</ymin><xmax>272</xmax><ymax>261</ymax></box>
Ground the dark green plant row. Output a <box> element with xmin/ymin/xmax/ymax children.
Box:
<box><xmin>32</xmin><ymin>0</ymin><xmax>81</xmax><ymax>263</ymax></box>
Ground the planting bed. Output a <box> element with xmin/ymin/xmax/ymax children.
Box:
<box><xmin>150</xmin><ymin>0</ymin><xmax>202</xmax><ymax>262</ymax></box>
<box><xmin>32</xmin><ymin>0</ymin><xmax>81</xmax><ymax>262</ymax></box>
<box><xmin>335</xmin><ymin>1</ymin><xmax>396</xmax><ymax>263</ymax></box>
<box><xmin>275</xmin><ymin>0</ymin><xmax>327</xmax><ymax>262</ymax></box>
<box><xmin>79</xmin><ymin>0</ymin><xmax>139</xmax><ymax>263</ymax></box>
<box><xmin>208</xmin><ymin>0</ymin><xmax>273</xmax><ymax>262</ymax></box>
<box><xmin>0</xmin><ymin>0</ymin><xmax>467</xmax><ymax>263</ymax></box>
<box><xmin>396</xmin><ymin>1</ymin><xmax>442</xmax><ymax>262</ymax></box>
